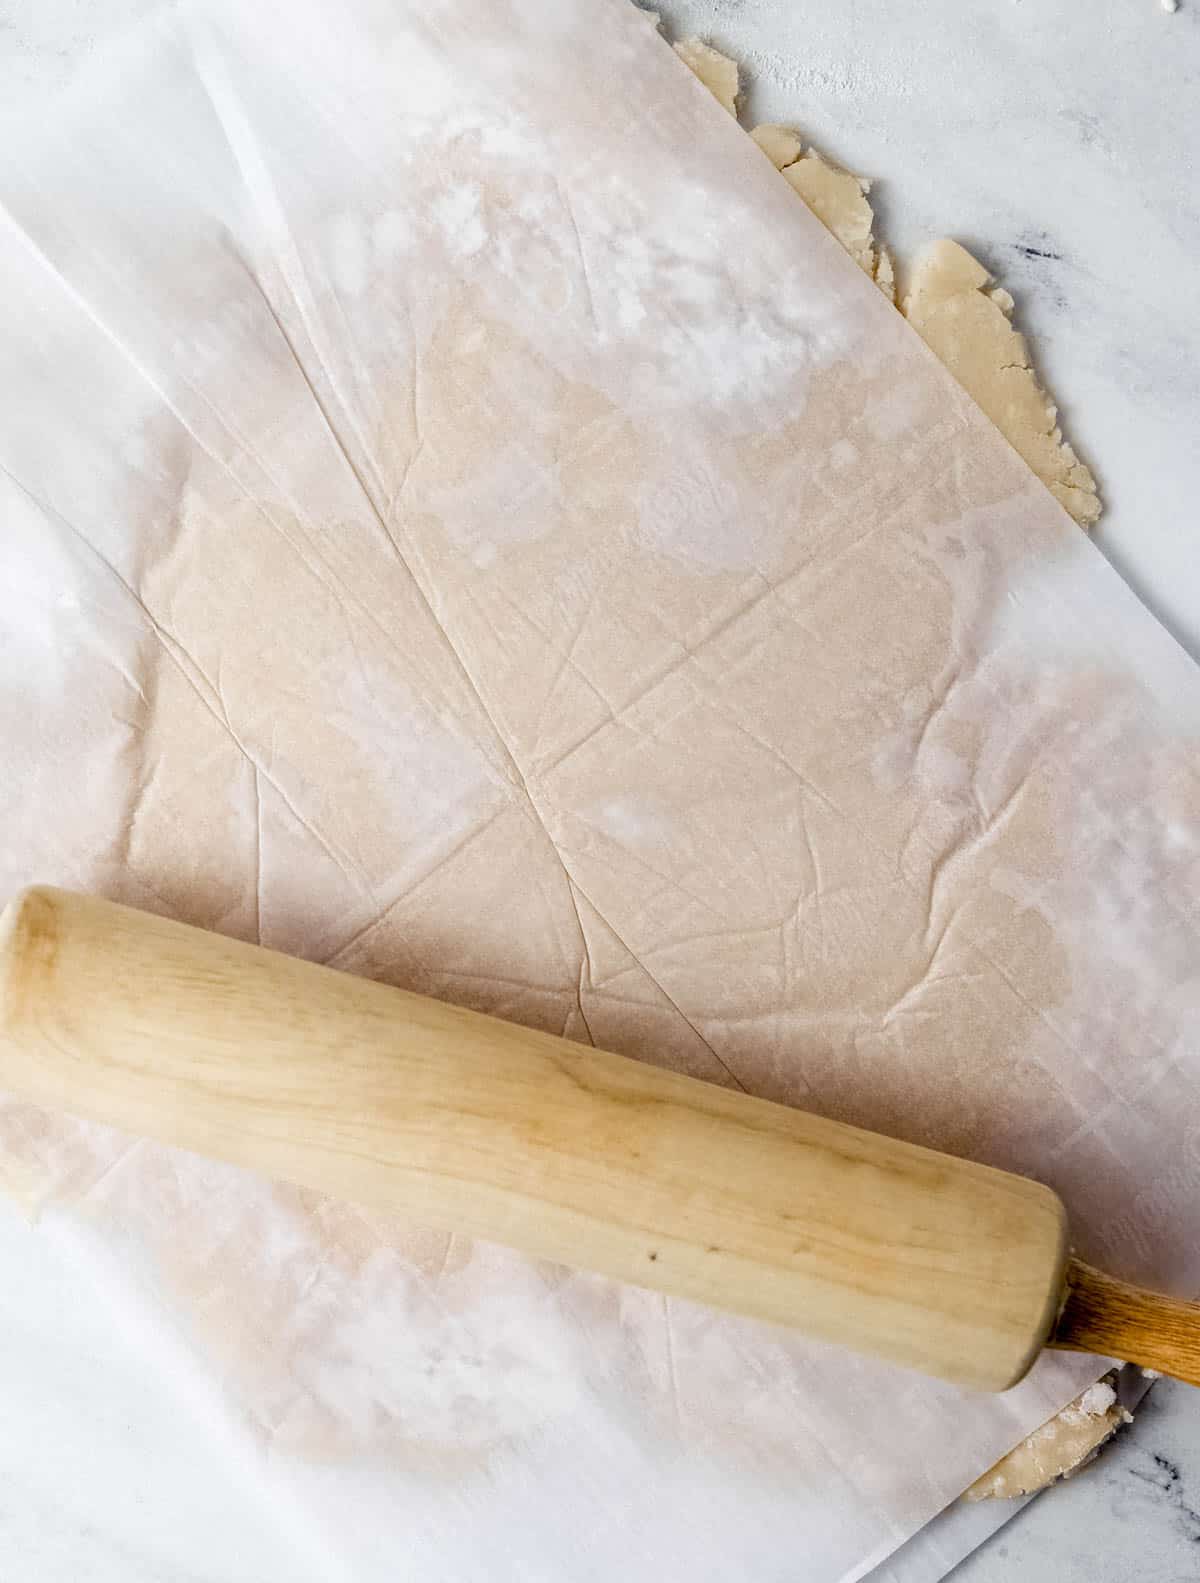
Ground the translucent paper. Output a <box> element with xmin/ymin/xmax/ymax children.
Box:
<box><xmin>2</xmin><ymin>2</ymin><xmax>1198</xmax><ymax>1578</ymax></box>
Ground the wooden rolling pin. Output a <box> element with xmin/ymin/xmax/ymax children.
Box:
<box><xmin>1</xmin><ymin>886</ymin><xmax>1197</xmax><ymax>1391</ymax></box>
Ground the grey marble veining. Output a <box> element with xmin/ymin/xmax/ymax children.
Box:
<box><xmin>951</xmin><ymin>1381</ymin><xmax>1200</xmax><ymax>1581</ymax></box>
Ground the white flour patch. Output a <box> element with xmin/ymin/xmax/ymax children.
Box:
<box><xmin>326</xmin><ymin>662</ymin><xmax>499</xmax><ymax>830</ymax></box>
<box><xmin>383</xmin><ymin>29</ymin><xmax>460</xmax><ymax>120</ymax></box>
<box><xmin>741</xmin><ymin>43</ymin><xmax>916</xmax><ymax>106</ymax></box>
<box><xmin>477</xmin><ymin>117</ymin><xmax>541</xmax><ymax>160</ymax></box>
<box><xmin>330</xmin><ymin>212</ymin><xmax>369</xmax><ymax>297</ymax></box>
<box><xmin>986</xmin><ymin>527</ymin><xmax>1200</xmax><ymax>736</ymax></box>
<box><xmin>660</xmin><ymin>0</ymin><xmax>915</xmax><ymax>106</ymax></box>
<box><xmin>428</xmin><ymin>442</ymin><xmax>565</xmax><ymax>563</ymax></box>
<box><xmin>865</xmin><ymin>380</ymin><xmax>928</xmax><ymax>440</ymax></box>
<box><xmin>869</xmin><ymin>697</ymin><xmax>973</xmax><ymax>803</ymax></box>
<box><xmin>372</xmin><ymin>210</ymin><xmax>412</xmax><ymax>260</ymax></box>
<box><xmin>434</xmin><ymin>183</ymin><xmax>487</xmax><ymax>258</ymax></box>
<box><xmin>588</xmin><ymin>794</ymin><xmax>679</xmax><ymax>849</ymax></box>
<box><xmin>635</xmin><ymin>447</ymin><xmax>751</xmax><ymax>570</ymax></box>
<box><xmin>568</xmin><ymin>171</ymin><xmax>863</xmax><ymax>415</ymax></box>
<box><xmin>0</xmin><ymin>498</ymin><xmax>104</xmax><ymax>683</ymax></box>
<box><xmin>632</xmin><ymin>272</ymin><xmax>858</xmax><ymax>414</ymax></box>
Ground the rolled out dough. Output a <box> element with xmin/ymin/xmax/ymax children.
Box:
<box><xmin>674</xmin><ymin>31</ymin><xmax>1116</xmax><ymax>1500</ymax></box>
<box><xmin>677</xmin><ymin>38</ymin><xmax>1100</xmax><ymax>528</ymax></box>
<box><xmin>751</xmin><ymin>122</ymin><xmax>896</xmax><ymax>299</ymax></box>
<box><xmin>672</xmin><ymin>37</ymin><xmax>739</xmax><ymax>115</ymax></box>
<box><xmin>11</xmin><ymin>10</ymin><xmax>1192</xmax><ymax>1570</ymax></box>
<box><xmin>904</xmin><ymin>241</ymin><xmax>1102</xmax><ymax>527</ymax></box>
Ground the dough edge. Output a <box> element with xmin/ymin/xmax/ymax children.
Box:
<box><xmin>666</xmin><ymin>21</ymin><xmax>1118</xmax><ymax>1499</ymax></box>
<box><xmin>670</xmin><ymin>29</ymin><xmax>1101</xmax><ymax>529</ymax></box>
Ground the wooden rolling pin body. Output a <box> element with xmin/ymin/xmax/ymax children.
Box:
<box><xmin>0</xmin><ymin>887</ymin><xmax>1068</xmax><ymax>1390</ymax></box>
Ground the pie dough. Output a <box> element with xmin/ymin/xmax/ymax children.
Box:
<box><xmin>672</xmin><ymin>37</ymin><xmax>739</xmax><ymax>116</ymax></box>
<box><xmin>903</xmin><ymin>242</ymin><xmax>1101</xmax><ymax>526</ymax></box>
<box><xmin>674</xmin><ymin>32</ymin><xmax>1116</xmax><ymax>1501</ymax></box>
<box><xmin>751</xmin><ymin>123</ymin><xmax>896</xmax><ymax>299</ymax></box>
<box><xmin>964</xmin><ymin>1377</ymin><xmax>1131</xmax><ymax>1500</ymax></box>
<box><xmin>5</xmin><ymin>12</ymin><xmax>1171</xmax><ymax>1566</ymax></box>
<box><xmin>677</xmin><ymin>38</ymin><xmax>1100</xmax><ymax>529</ymax></box>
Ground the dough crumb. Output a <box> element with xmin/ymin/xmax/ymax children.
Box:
<box><xmin>903</xmin><ymin>239</ymin><xmax>1102</xmax><ymax>527</ymax></box>
<box><xmin>749</xmin><ymin>124</ymin><xmax>895</xmax><ymax>302</ymax></box>
<box><xmin>673</xmin><ymin>38</ymin><xmax>739</xmax><ymax>115</ymax></box>
<box><xmin>965</xmin><ymin>1374</ymin><xmax>1132</xmax><ymax>1501</ymax></box>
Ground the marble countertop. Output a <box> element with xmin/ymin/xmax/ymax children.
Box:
<box><xmin>2</xmin><ymin>1</ymin><xmax>1199</xmax><ymax>1579</ymax></box>
<box><xmin>953</xmin><ymin>1379</ymin><xmax>1200</xmax><ymax>1582</ymax></box>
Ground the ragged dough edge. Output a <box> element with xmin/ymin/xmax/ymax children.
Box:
<box><xmin>675</xmin><ymin>37</ymin><xmax>1100</xmax><ymax>528</ymax></box>
<box><xmin>672</xmin><ymin>38</ymin><xmax>739</xmax><ymax>116</ymax></box>
<box><xmin>751</xmin><ymin>123</ymin><xmax>896</xmax><ymax>303</ymax></box>
<box><xmin>964</xmin><ymin>1374</ymin><xmax>1132</xmax><ymax>1500</ymax></box>
<box><xmin>903</xmin><ymin>241</ymin><xmax>1101</xmax><ymax>527</ymax></box>
<box><xmin>669</xmin><ymin>25</ymin><xmax>1120</xmax><ymax>1499</ymax></box>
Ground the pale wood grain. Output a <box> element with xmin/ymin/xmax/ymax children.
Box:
<box><xmin>0</xmin><ymin>887</ymin><xmax>1070</xmax><ymax>1390</ymax></box>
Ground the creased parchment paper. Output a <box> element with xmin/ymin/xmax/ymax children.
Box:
<box><xmin>2</xmin><ymin>2</ymin><xmax>1200</xmax><ymax>1579</ymax></box>
<box><xmin>675</xmin><ymin>34</ymin><xmax>1122</xmax><ymax>1515</ymax></box>
<box><xmin>676</xmin><ymin>34</ymin><xmax>1101</xmax><ymax>532</ymax></box>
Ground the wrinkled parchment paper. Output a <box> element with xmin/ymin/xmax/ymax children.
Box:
<box><xmin>2</xmin><ymin>2</ymin><xmax>1199</xmax><ymax>1578</ymax></box>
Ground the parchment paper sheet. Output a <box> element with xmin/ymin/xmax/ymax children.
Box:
<box><xmin>2</xmin><ymin>2</ymin><xmax>1199</xmax><ymax>1578</ymax></box>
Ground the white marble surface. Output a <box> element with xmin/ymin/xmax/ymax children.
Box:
<box><xmin>2</xmin><ymin>1</ymin><xmax>1199</xmax><ymax>1579</ymax></box>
